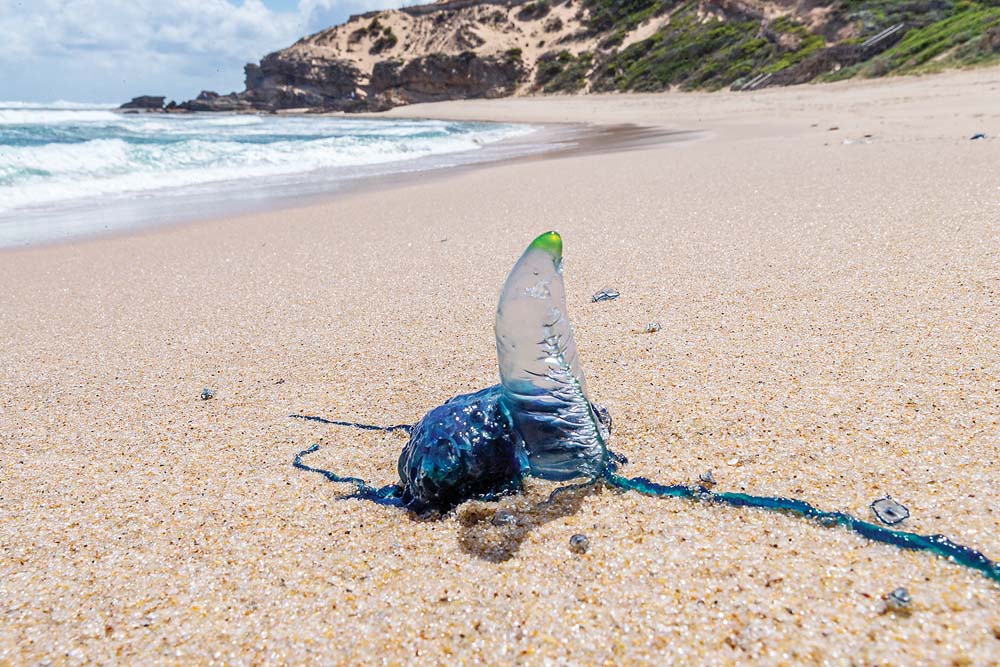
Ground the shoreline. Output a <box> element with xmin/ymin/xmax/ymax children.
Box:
<box><xmin>0</xmin><ymin>118</ymin><xmax>543</xmax><ymax>250</ymax></box>
<box><xmin>2</xmin><ymin>67</ymin><xmax>999</xmax><ymax>664</ymax></box>
<box><xmin>0</xmin><ymin>120</ymin><xmax>695</xmax><ymax>251</ymax></box>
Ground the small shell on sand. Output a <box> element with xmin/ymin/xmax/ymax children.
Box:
<box><xmin>871</xmin><ymin>496</ymin><xmax>910</xmax><ymax>525</ymax></box>
<box><xmin>591</xmin><ymin>287</ymin><xmax>620</xmax><ymax>302</ymax></box>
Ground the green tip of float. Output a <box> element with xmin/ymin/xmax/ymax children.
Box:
<box><xmin>529</xmin><ymin>231</ymin><xmax>562</xmax><ymax>259</ymax></box>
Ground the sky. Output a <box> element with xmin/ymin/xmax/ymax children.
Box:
<box><xmin>0</xmin><ymin>0</ymin><xmax>409</xmax><ymax>104</ymax></box>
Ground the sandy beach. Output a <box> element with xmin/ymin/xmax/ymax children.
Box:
<box><xmin>2</xmin><ymin>68</ymin><xmax>1000</xmax><ymax>665</ymax></box>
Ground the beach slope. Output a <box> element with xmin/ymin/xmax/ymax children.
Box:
<box><xmin>2</xmin><ymin>68</ymin><xmax>1000</xmax><ymax>664</ymax></box>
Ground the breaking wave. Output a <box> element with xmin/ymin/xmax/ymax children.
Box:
<box><xmin>0</xmin><ymin>101</ymin><xmax>534</xmax><ymax>215</ymax></box>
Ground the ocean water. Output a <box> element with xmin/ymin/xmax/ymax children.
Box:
<box><xmin>0</xmin><ymin>101</ymin><xmax>538</xmax><ymax>247</ymax></box>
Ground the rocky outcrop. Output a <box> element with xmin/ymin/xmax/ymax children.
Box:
<box><xmin>178</xmin><ymin>91</ymin><xmax>255</xmax><ymax>112</ymax></box>
<box><xmin>176</xmin><ymin>41</ymin><xmax>522</xmax><ymax>113</ymax></box>
<box><xmin>175</xmin><ymin>0</ymin><xmax>550</xmax><ymax>112</ymax></box>
<box><xmin>174</xmin><ymin>54</ymin><xmax>366</xmax><ymax>113</ymax></box>
<box><xmin>368</xmin><ymin>52</ymin><xmax>525</xmax><ymax>110</ymax></box>
<box><xmin>242</xmin><ymin>52</ymin><xmax>367</xmax><ymax>111</ymax></box>
<box><xmin>119</xmin><ymin>96</ymin><xmax>165</xmax><ymax>111</ymax></box>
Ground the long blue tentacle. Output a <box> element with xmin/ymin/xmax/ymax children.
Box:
<box><xmin>289</xmin><ymin>415</ymin><xmax>1000</xmax><ymax>584</ymax></box>
<box><xmin>290</xmin><ymin>414</ymin><xmax>412</xmax><ymax>433</ymax></box>
<box><xmin>603</xmin><ymin>472</ymin><xmax>1000</xmax><ymax>584</ymax></box>
<box><xmin>293</xmin><ymin>444</ymin><xmax>404</xmax><ymax>507</ymax></box>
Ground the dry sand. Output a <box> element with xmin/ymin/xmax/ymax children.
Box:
<box><xmin>2</xmin><ymin>68</ymin><xmax>1000</xmax><ymax>665</ymax></box>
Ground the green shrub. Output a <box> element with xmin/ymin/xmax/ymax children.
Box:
<box><xmin>348</xmin><ymin>28</ymin><xmax>366</xmax><ymax>44</ymax></box>
<box><xmin>369</xmin><ymin>28</ymin><xmax>398</xmax><ymax>55</ymax></box>
<box><xmin>535</xmin><ymin>50</ymin><xmax>594</xmax><ymax>92</ymax></box>
<box><xmin>517</xmin><ymin>0</ymin><xmax>551</xmax><ymax>21</ymax></box>
<box><xmin>583</xmin><ymin>0</ymin><xmax>671</xmax><ymax>34</ymax></box>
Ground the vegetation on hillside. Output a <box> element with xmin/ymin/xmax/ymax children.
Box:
<box><xmin>590</xmin><ymin>7</ymin><xmax>798</xmax><ymax>91</ymax></box>
<box><xmin>535</xmin><ymin>50</ymin><xmax>595</xmax><ymax>91</ymax></box>
<box><xmin>551</xmin><ymin>0</ymin><xmax>1000</xmax><ymax>93</ymax></box>
<box><xmin>828</xmin><ymin>1</ymin><xmax>1000</xmax><ymax>79</ymax></box>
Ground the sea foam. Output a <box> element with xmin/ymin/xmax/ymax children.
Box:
<box><xmin>0</xmin><ymin>103</ymin><xmax>535</xmax><ymax>224</ymax></box>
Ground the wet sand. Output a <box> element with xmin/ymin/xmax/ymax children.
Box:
<box><xmin>2</xmin><ymin>68</ymin><xmax>1000</xmax><ymax>665</ymax></box>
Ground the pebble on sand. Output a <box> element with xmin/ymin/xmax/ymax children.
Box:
<box><xmin>569</xmin><ymin>534</ymin><xmax>590</xmax><ymax>554</ymax></box>
<box><xmin>871</xmin><ymin>496</ymin><xmax>909</xmax><ymax>525</ymax></box>
<box><xmin>591</xmin><ymin>287</ymin><xmax>620</xmax><ymax>303</ymax></box>
<box><xmin>884</xmin><ymin>587</ymin><xmax>912</xmax><ymax>614</ymax></box>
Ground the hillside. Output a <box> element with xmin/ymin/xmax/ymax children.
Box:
<box><xmin>177</xmin><ymin>0</ymin><xmax>1000</xmax><ymax>111</ymax></box>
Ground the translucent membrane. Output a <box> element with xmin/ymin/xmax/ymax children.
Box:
<box><xmin>495</xmin><ymin>231</ymin><xmax>607</xmax><ymax>480</ymax></box>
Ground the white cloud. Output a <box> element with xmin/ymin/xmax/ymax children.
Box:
<box><xmin>0</xmin><ymin>0</ymin><xmax>408</xmax><ymax>103</ymax></box>
<box><xmin>1</xmin><ymin>0</ymin><xmax>302</xmax><ymax>62</ymax></box>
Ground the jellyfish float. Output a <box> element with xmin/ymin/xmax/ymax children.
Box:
<box><xmin>294</xmin><ymin>232</ymin><xmax>1000</xmax><ymax>585</ymax></box>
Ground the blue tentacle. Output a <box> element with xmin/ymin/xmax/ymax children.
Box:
<box><xmin>603</xmin><ymin>471</ymin><xmax>1000</xmax><ymax>584</ymax></box>
<box><xmin>293</xmin><ymin>444</ymin><xmax>403</xmax><ymax>507</ymax></box>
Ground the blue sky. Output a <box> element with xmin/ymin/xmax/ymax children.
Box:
<box><xmin>0</xmin><ymin>0</ymin><xmax>407</xmax><ymax>103</ymax></box>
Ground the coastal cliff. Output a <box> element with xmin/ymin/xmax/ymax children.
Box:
<box><xmin>171</xmin><ymin>0</ymin><xmax>1000</xmax><ymax>112</ymax></box>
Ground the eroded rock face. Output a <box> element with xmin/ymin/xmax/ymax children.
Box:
<box><xmin>176</xmin><ymin>54</ymin><xmax>366</xmax><ymax>113</ymax></box>
<box><xmin>172</xmin><ymin>0</ymin><xmax>537</xmax><ymax>113</ymax></box>
<box><xmin>179</xmin><ymin>49</ymin><xmax>523</xmax><ymax>113</ymax></box>
<box><xmin>368</xmin><ymin>52</ymin><xmax>525</xmax><ymax>110</ymax></box>
<box><xmin>242</xmin><ymin>53</ymin><xmax>367</xmax><ymax>112</ymax></box>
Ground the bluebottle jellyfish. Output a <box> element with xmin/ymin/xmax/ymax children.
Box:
<box><xmin>293</xmin><ymin>231</ymin><xmax>1000</xmax><ymax>585</ymax></box>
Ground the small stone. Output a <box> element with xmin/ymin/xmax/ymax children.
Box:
<box><xmin>200</xmin><ymin>387</ymin><xmax>215</xmax><ymax>400</ymax></box>
<box><xmin>726</xmin><ymin>457</ymin><xmax>740</xmax><ymax>466</ymax></box>
<box><xmin>699</xmin><ymin>470</ymin><xmax>716</xmax><ymax>486</ymax></box>
<box><xmin>871</xmin><ymin>496</ymin><xmax>909</xmax><ymax>525</ymax></box>
<box><xmin>591</xmin><ymin>288</ymin><xmax>620</xmax><ymax>303</ymax></box>
<box><xmin>884</xmin><ymin>587</ymin><xmax>911</xmax><ymax>612</ymax></box>
<box><xmin>569</xmin><ymin>534</ymin><xmax>590</xmax><ymax>554</ymax></box>
<box><xmin>642</xmin><ymin>322</ymin><xmax>661</xmax><ymax>333</ymax></box>
<box><xmin>992</xmin><ymin>625</ymin><xmax>1000</xmax><ymax>640</ymax></box>
<box><xmin>491</xmin><ymin>509</ymin><xmax>517</xmax><ymax>527</ymax></box>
